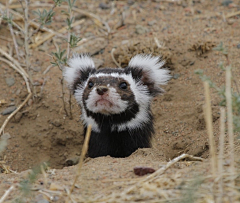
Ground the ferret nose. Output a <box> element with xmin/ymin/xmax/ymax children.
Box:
<box><xmin>96</xmin><ymin>86</ymin><xmax>108</xmax><ymax>95</ymax></box>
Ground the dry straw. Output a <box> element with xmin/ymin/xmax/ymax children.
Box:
<box><xmin>225</xmin><ymin>66</ymin><xmax>235</xmax><ymax>186</ymax></box>
<box><xmin>203</xmin><ymin>81</ymin><xmax>217</xmax><ymax>177</ymax></box>
<box><xmin>218</xmin><ymin>107</ymin><xmax>225</xmax><ymax>203</ymax></box>
<box><xmin>69</xmin><ymin>125</ymin><xmax>92</xmax><ymax>195</ymax></box>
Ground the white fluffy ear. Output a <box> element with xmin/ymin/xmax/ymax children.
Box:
<box><xmin>63</xmin><ymin>54</ymin><xmax>96</xmax><ymax>92</ymax></box>
<box><xmin>128</xmin><ymin>54</ymin><xmax>171</xmax><ymax>95</ymax></box>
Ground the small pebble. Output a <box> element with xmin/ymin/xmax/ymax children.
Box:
<box><xmin>1</xmin><ymin>106</ymin><xmax>17</xmax><ymax>115</ymax></box>
<box><xmin>37</xmin><ymin>200</ymin><xmax>49</xmax><ymax>203</ymax></box>
<box><xmin>1</xmin><ymin>133</ymin><xmax>11</xmax><ymax>140</ymax></box>
<box><xmin>135</xmin><ymin>25</ymin><xmax>149</xmax><ymax>34</ymax></box>
<box><xmin>5</xmin><ymin>77</ymin><xmax>15</xmax><ymax>87</ymax></box>
<box><xmin>99</xmin><ymin>2</ymin><xmax>110</xmax><ymax>9</ymax></box>
<box><xmin>134</xmin><ymin>166</ymin><xmax>155</xmax><ymax>176</ymax></box>
<box><xmin>127</xmin><ymin>0</ymin><xmax>134</xmax><ymax>5</ymax></box>
<box><xmin>173</xmin><ymin>74</ymin><xmax>180</xmax><ymax>79</ymax></box>
<box><xmin>51</xmin><ymin>119</ymin><xmax>62</xmax><ymax>127</ymax></box>
<box><xmin>237</xmin><ymin>44</ymin><xmax>240</xmax><ymax>49</ymax></box>
<box><xmin>31</xmin><ymin>66</ymin><xmax>42</xmax><ymax>72</ymax></box>
<box><xmin>148</xmin><ymin>20</ymin><xmax>157</xmax><ymax>26</ymax></box>
<box><xmin>190</xmin><ymin>61</ymin><xmax>195</xmax><ymax>66</ymax></box>
<box><xmin>16</xmin><ymin>38</ymin><xmax>24</xmax><ymax>46</ymax></box>
<box><xmin>227</xmin><ymin>19</ymin><xmax>235</xmax><ymax>25</ymax></box>
<box><xmin>222</xmin><ymin>0</ymin><xmax>233</xmax><ymax>6</ymax></box>
<box><xmin>65</xmin><ymin>156</ymin><xmax>80</xmax><ymax>166</ymax></box>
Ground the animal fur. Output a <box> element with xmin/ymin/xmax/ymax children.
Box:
<box><xmin>64</xmin><ymin>54</ymin><xmax>171</xmax><ymax>158</ymax></box>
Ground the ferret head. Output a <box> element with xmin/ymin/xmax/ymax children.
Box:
<box><xmin>64</xmin><ymin>54</ymin><xmax>171</xmax><ymax>130</ymax></box>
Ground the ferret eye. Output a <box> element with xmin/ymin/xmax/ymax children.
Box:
<box><xmin>119</xmin><ymin>82</ymin><xmax>128</xmax><ymax>90</ymax></box>
<box><xmin>88</xmin><ymin>81</ymin><xmax>94</xmax><ymax>89</ymax></box>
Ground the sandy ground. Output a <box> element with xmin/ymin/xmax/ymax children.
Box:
<box><xmin>0</xmin><ymin>0</ymin><xmax>240</xmax><ymax>202</ymax></box>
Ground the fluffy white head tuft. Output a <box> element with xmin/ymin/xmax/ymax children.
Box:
<box><xmin>129</xmin><ymin>54</ymin><xmax>171</xmax><ymax>86</ymax></box>
<box><xmin>63</xmin><ymin>54</ymin><xmax>95</xmax><ymax>90</ymax></box>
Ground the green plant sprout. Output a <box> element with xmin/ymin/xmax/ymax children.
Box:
<box><xmin>33</xmin><ymin>9</ymin><xmax>55</xmax><ymax>26</ymax></box>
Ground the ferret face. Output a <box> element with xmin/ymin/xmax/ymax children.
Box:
<box><xmin>64</xmin><ymin>54</ymin><xmax>171</xmax><ymax>132</ymax></box>
<box><xmin>83</xmin><ymin>73</ymin><xmax>135</xmax><ymax>115</ymax></box>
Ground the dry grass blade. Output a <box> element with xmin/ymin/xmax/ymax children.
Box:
<box><xmin>218</xmin><ymin>107</ymin><xmax>225</xmax><ymax>203</ymax></box>
<box><xmin>226</xmin><ymin>67</ymin><xmax>235</xmax><ymax>186</ymax></box>
<box><xmin>203</xmin><ymin>81</ymin><xmax>217</xmax><ymax>177</ymax></box>
<box><xmin>29</xmin><ymin>19</ymin><xmax>85</xmax><ymax>49</ymax></box>
<box><xmin>0</xmin><ymin>185</ymin><xmax>15</xmax><ymax>203</ymax></box>
<box><xmin>111</xmin><ymin>48</ymin><xmax>121</xmax><ymax>68</ymax></box>
<box><xmin>69</xmin><ymin>125</ymin><xmax>92</xmax><ymax>195</ymax></box>
<box><xmin>226</xmin><ymin>10</ymin><xmax>240</xmax><ymax>18</ymax></box>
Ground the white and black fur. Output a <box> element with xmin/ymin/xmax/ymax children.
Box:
<box><xmin>64</xmin><ymin>54</ymin><xmax>171</xmax><ymax>158</ymax></box>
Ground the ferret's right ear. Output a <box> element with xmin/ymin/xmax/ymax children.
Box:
<box><xmin>127</xmin><ymin>54</ymin><xmax>171</xmax><ymax>96</ymax></box>
<box><xmin>63</xmin><ymin>54</ymin><xmax>96</xmax><ymax>92</ymax></box>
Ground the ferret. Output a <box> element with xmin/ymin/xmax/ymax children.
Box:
<box><xmin>64</xmin><ymin>54</ymin><xmax>171</xmax><ymax>158</ymax></box>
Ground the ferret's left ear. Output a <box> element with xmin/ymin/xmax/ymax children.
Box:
<box><xmin>63</xmin><ymin>54</ymin><xmax>96</xmax><ymax>92</ymax></box>
<box><xmin>128</xmin><ymin>54</ymin><xmax>171</xmax><ymax>96</ymax></box>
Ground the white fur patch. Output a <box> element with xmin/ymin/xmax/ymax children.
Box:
<box><xmin>74</xmin><ymin>85</ymin><xmax>85</xmax><ymax>106</ymax></box>
<box><xmin>129</xmin><ymin>54</ymin><xmax>171</xmax><ymax>86</ymax></box>
<box><xmin>85</xmin><ymin>72</ymin><xmax>152</xmax><ymax>132</ymax></box>
<box><xmin>63</xmin><ymin>54</ymin><xmax>95</xmax><ymax>90</ymax></box>
<box><xmin>81</xmin><ymin>109</ymin><xmax>100</xmax><ymax>132</ymax></box>
<box><xmin>78</xmin><ymin>72</ymin><xmax>152</xmax><ymax>131</ymax></box>
<box><xmin>85</xmin><ymin>86</ymin><xmax>128</xmax><ymax>115</ymax></box>
<box><xmin>111</xmin><ymin>80</ymin><xmax>152</xmax><ymax>132</ymax></box>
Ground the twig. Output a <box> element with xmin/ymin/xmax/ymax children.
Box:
<box><xmin>29</xmin><ymin>19</ymin><xmax>85</xmax><ymax>49</ymax></box>
<box><xmin>0</xmin><ymin>3</ymin><xmax>64</xmax><ymax>38</ymax></box>
<box><xmin>66</xmin><ymin>2</ymin><xmax>74</xmax><ymax>59</ymax></box>
<box><xmin>6</xmin><ymin>1</ymin><xmax>20</xmax><ymax>61</ymax></box>
<box><xmin>0</xmin><ymin>185</ymin><xmax>15</xmax><ymax>203</ymax></box>
<box><xmin>111</xmin><ymin>48</ymin><xmax>121</xmax><ymax>68</ymax></box>
<box><xmin>154</xmin><ymin>37</ymin><xmax>165</xmax><ymax>49</ymax></box>
<box><xmin>65</xmin><ymin>187</ymin><xmax>77</xmax><ymax>203</ymax></box>
<box><xmin>60</xmin><ymin>77</ymin><xmax>69</xmax><ymax>117</ymax></box>
<box><xmin>38</xmin><ymin>190</ymin><xmax>54</xmax><ymax>201</ymax></box>
<box><xmin>203</xmin><ymin>81</ymin><xmax>217</xmax><ymax>178</ymax></box>
<box><xmin>218</xmin><ymin>107</ymin><xmax>225</xmax><ymax>203</ymax></box>
<box><xmin>9</xmin><ymin>3</ymin><xmax>106</xmax><ymax>30</ymax></box>
<box><xmin>43</xmin><ymin>64</ymin><xmax>54</xmax><ymax>75</ymax></box>
<box><xmin>10</xmin><ymin>19</ymin><xmax>25</xmax><ymax>34</ymax></box>
<box><xmin>0</xmin><ymin>93</ymin><xmax>32</xmax><ymax>135</ymax></box>
<box><xmin>0</xmin><ymin>50</ymin><xmax>30</xmax><ymax>93</ymax></box>
<box><xmin>0</xmin><ymin>36</ymin><xmax>12</xmax><ymax>41</ymax></box>
<box><xmin>226</xmin><ymin>10</ymin><xmax>240</xmax><ymax>19</ymax></box>
<box><xmin>225</xmin><ymin>66</ymin><xmax>235</xmax><ymax>186</ymax></box>
<box><xmin>23</xmin><ymin>0</ymin><xmax>32</xmax><ymax>85</ymax></box>
<box><xmin>105</xmin><ymin>154</ymin><xmax>203</xmax><ymax>201</ymax></box>
<box><xmin>0</xmin><ymin>56</ymin><xmax>31</xmax><ymax>135</ymax></box>
<box><xmin>29</xmin><ymin>3</ymin><xmax>57</xmax><ymax>39</ymax></box>
<box><xmin>69</xmin><ymin>125</ymin><xmax>92</xmax><ymax>194</ymax></box>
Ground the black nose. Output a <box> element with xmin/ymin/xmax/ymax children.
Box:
<box><xmin>96</xmin><ymin>86</ymin><xmax>108</xmax><ymax>95</ymax></box>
